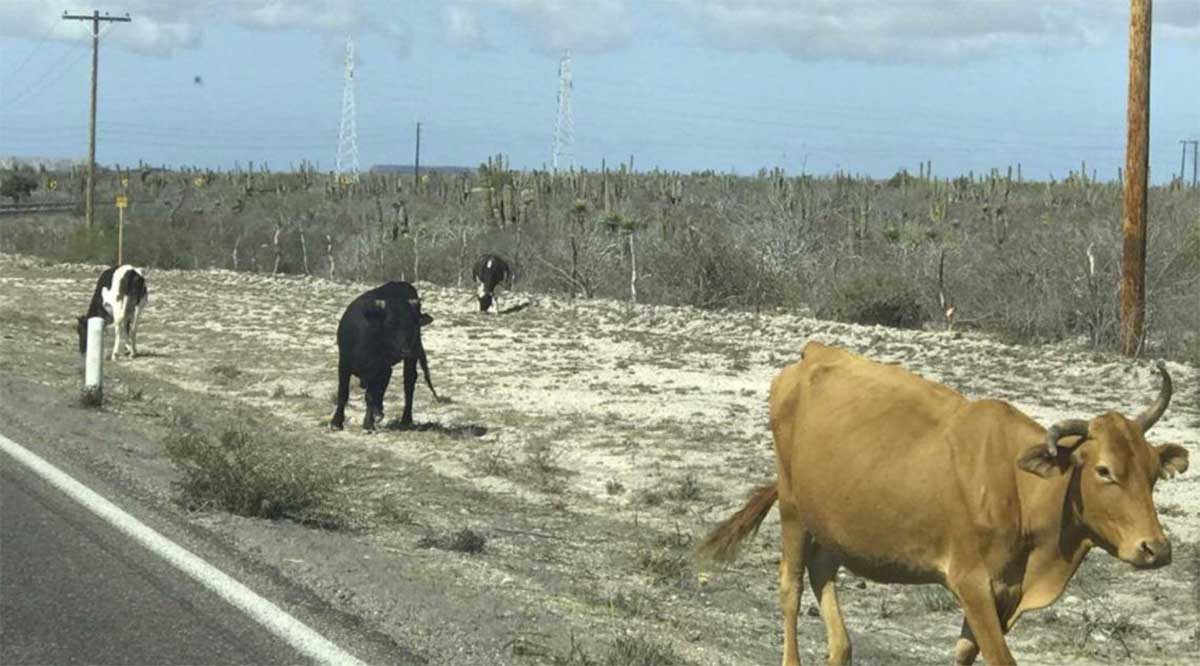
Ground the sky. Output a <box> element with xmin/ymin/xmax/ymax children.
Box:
<box><xmin>0</xmin><ymin>0</ymin><xmax>1197</xmax><ymax>182</ymax></box>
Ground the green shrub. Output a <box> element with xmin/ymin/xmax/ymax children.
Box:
<box><xmin>602</xmin><ymin>634</ymin><xmax>680</xmax><ymax>666</ymax></box>
<box><xmin>1</xmin><ymin>172</ymin><xmax>38</xmax><ymax>203</ymax></box>
<box><xmin>163</xmin><ymin>415</ymin><xmax>347</xmax><ymax>528</ymax></box>
<box><xmin>826</xmin><ymin>270</ymin><xmax>926</xmax><ymax>329</ymax></box>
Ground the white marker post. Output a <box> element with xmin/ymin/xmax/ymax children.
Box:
<box><xmin>82</xmin><ymin>316</ymin><xmax>104</xmax><ymax>406</ymax></box>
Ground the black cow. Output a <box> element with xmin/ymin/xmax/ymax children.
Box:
<box><xmin>77</xmin><ymin>264</ymin><xmax>149</xmax><ymax>360</ymax></box>
<box><xmin>330</xmin><ymin>281</ymin><xmax>440</xmax><ymax>431</ymax></box>
<box><xmin>472</xmin><ymin>254</ymin><xmax>511</xmax><ymax>313</ymax></box>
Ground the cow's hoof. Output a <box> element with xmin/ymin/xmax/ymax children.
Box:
<box><xmin>329</xmin><ymin>419</ymin><xmax>344</xmax><ymax>431</ymax></box>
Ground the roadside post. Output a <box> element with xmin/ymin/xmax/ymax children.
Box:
<box><xmin>82</xmin><ymin>316</ymin><xmax>104</xmax><ymax>406</ymax></box>
<box><xmin>116</xmin><ymin>193</ymin><xmax>128</xmax><ymax>264</ymax></box>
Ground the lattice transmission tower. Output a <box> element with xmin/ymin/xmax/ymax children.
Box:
<box><xmin>335</xmin><ymin>36</ymin><xmax>360</xmax><ymax>182</ymax></box>
<box><xmin>552</xmin><ymin>49</ymin><xmax>575</xmax><ymax>171</ymax></box>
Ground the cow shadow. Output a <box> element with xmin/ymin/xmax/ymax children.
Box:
<box><xmin>497</xmin><ymin>302</ymin><xmax>530</xmax><ymax>315</ymax></box>
<box><xmin>383</xmin><ymin>420</ymin><xmax>488</xmax><ymax>439</ymax></box>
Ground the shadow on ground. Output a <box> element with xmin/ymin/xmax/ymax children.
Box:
<box><xmin>497</xmin><ymin>302</ymin><xmax>531</xmax><ymax>315</ymax></box>
<box><xmin>383</xmin><ymin>420</ymin><xmax>488</xmax><ymax>439</ymax></box>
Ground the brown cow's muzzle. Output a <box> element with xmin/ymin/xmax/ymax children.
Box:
<box><xmin>1127</xmin><ymin>537</ymin><xmax>1172</xmax><ymax>569</ymax></box>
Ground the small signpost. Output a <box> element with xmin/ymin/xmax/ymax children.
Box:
<box><xmin>116</xmin><ymin>193</ymin><xmax>128</xmax><ymax>264</ymax></box>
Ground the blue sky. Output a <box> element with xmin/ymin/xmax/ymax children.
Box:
<box><xmin>1</xmin><ymin>1</ymin><xmax>1197</xmax><ymax>181</ymax></box>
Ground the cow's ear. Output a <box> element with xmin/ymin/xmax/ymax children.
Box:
<box><xmin>1018</xmin><ymin>444</ymin><xmax>1074</xmax><ymax>478</ymax></box>
<box><xmin>1155</xmin><ymin>443</ymin><xmax>1189</xmax><ymax>480</ymax></box>
<box><xmin>419</xmin><ymin>313</ymin><xmax>433</xmax><ymax>326</ymax></box>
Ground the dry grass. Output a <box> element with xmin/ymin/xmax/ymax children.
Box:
<box><xmin>2</xmin><ymin>253</ymin><xmax>1197</xmax><ymax>665</ymax></box>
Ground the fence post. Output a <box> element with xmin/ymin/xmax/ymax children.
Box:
<box><xmin>82</xmin><ymin>316</ymin><xmax>104</xmax><ymax>406</ymax></box>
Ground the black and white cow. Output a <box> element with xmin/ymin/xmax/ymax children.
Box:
<box><xmin>472</xmin><ymin>253</ymin><xmax>511</xmax><ymax>313</ymax></box>
<box><xmin>77</xmin><ymin>264</ymin><xmax>149</xmax><ymax>360</ymax></box>
<box><xmin>330</xmin><ymin>281</ymin><xmax>440</xmax><ymax>431</ymax></box>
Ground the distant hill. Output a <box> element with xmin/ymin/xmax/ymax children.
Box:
<box><xmin>1</xmin><ymin>156</ymin><xmax>85</xmax><ymax>170</ymax></box>
<box><xmin>369</xmin><ymin>164</ymin><xmax>475</xmax><ymax>175</ymax></box>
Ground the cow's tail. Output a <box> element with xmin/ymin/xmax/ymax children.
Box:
<box><xmin>417</xmin><ymin>350</ymin><xmax>443</xmax><ymax>402</ymax></box>
<box><xmin>695</xmin><ymin>482</ymin><xmax>778</xmax><ymax>563</ymax></box>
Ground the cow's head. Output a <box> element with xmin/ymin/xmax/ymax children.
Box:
<box><xmin>365</xmin><ymin>296</ymin><xmax>433</xmax><ymax>359</ymax></box>
<box><xmin>1019</xmin><ymin>363</ymin><xmax>1189</xmax><ymax>569</ymax></box>
<box><xmin>478</xmin><ymin>293</ymin><xmax>494</xmax><ymax>312</ymax></box>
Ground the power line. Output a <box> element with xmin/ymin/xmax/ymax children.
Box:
<box><xmin>1</xmin><ymin>18</ymin><xmax>66</xmax><ymax>86</ymax></box>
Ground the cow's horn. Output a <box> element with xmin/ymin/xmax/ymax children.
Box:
<box><xmin>1134</xmin><ymin>360</ymin><xmax>1172</xmax><ymax>434</ymax></box>
<box><xmin>1045</xmin><ymin>419</ymin><xmax>1090</xmax><ymax>456</ymax></box>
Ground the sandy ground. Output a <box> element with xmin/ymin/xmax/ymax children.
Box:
<box><xmin>1</xmin><ymin>253</ymin><xmax>1196</xmax><ymax>665</ymax></box>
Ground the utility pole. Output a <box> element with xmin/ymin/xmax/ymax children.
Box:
<box><xmin>1180</xmin><ymin>140</ymin><xmax>1188</xmax><ymax>183</ymax></box>
<box><xmin>1120</xmin><ymin>0</ymin><xmax>1151</xmax><ymax>357</ymax></box>
<box><xmin>414</xmin><ymin>122</ymin><xmax>421</xmax><ymax>190</ymax></box>
<box><xmin>62</xmin><ymin>10</ymin><xmax>130</xmax><ymax>227</ymax></box>
<box><xmin>1190</xmin><ymin>140</ymin><xmax>1199</xmax><ymax>187</ymax></box>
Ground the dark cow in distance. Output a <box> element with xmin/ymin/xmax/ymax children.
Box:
<box><xmin>77</xmin><ymin>264</ymin><xmax>149</xmax><ymax>360</ymax></box>
<box><xmin>330</xmin><ymin>281</ymin><xmax>440</xmax><ymax>432</ymax></box>
<box><xmin>472</xmin><ymin>254</ymin><xmax>511</xmax><ymax>313</ymax></box>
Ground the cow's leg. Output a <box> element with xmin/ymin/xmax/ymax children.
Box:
<box><xmin>950</xmin><ymin>574</ymin><xmax>1014</xmax><ymax>666</ymax></box>
<box><xmin>121</xmin><ymin>317</ymin><xmax>133</xmax><ymax>356</ymax></box>
<box><xmin>399</xmin><ymin>358</ymin><xmax>417</xmax><ymax>426</ymax></box>
<box><xmin>807</xmin><ymin>544</ymin><xmax>850</xmax><ymax>665</ymax></box>
<box><xmin>110</xmin><ymin>319</ymin><xmax>124</xmax><ymax>360</ymax></box>
<box><xmin>127</xmin><ymin>305</ymin><xmax>142</xmax><ymax>356</ymax></box>
<box><xmin>373</xmin><ymin>365</ymin><xmax>392</xmax><ymax>425</ymax></box>
<box><xmin>362</xmin><ymin>372</ymin><xmax>381</xmax><ymax>432</ymax></box>
<box><xmin>956</xmin><ymin>592</ymin><xmax>1020</xmax><ymax>665</ymax></box>
<box><xmin>778</xmin><ymin>502</ymin><xmax>807</xmax><ymax>666</ymax></box>
<box><xmin>330</xmin><ymin>365</ymin><xmax>351</xmax><ymax>430</ymax></box>
<box><xmin>954</xmin><ymin>620</ymin><xmax>979</xmax><ymax>666</ymax></box>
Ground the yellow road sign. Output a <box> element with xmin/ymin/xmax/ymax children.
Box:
<box><xmin>116</xmin><ymin>194</ymin><xmax>128</xmax><ymax>209</ymax></box>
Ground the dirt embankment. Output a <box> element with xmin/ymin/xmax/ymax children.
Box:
<box><xmin>1</xmin><ymin>253</ymin><xmax>1196</xmax><ymax>665</ymax></box>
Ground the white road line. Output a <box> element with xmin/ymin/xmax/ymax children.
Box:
<box><xmin>0</xmin><ymin>432</ymin><xmax>367</xmax><ymax>666</ymax></box>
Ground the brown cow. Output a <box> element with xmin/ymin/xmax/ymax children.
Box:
<box><xmin>698</xmin><ymin>342</ymin><xmax>1188</xmax><ymax>666</ymax></box>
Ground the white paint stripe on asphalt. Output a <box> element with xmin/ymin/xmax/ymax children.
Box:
<box><xmin>0</xmin><ymin>432</ymin><xmax>367</xmax><ymax>666</ymax></box>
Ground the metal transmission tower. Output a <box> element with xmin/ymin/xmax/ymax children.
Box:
<box><xmin>335</xmin><ymin>37</ymin><xmax>360</xmax><ymax>182</ymax></box>
<box><xmin>552</xmin><ymin>49</ymin><xmax>575</xmax><ymax>171</ymax></box>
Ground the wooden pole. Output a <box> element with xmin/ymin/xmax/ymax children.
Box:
<box><xmin>117</xmin><ymin>204</ymin><xmax>124</xmax><ymax>264</ymax></box>
<box><xmin>63</xmin><ymin>11</ymin><xmax>130</xmax><ymax>227</ymax></box>
<box><xmin>1120</xmin><ymin>0</ymin><xmax>1152</xmax><ymax>356</ymax></box>
<box><xmin>414</xmin><ymin>121</ymin><xmax>421</xmax><ymax>191</ymax></box>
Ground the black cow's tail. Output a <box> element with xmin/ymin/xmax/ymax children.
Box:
<box><xmin>418</xmin><ymin>350</ymin><xmax>442</xmax><ymax>402</ymax></box>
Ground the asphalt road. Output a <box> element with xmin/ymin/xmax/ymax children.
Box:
<box><xmin>0</xmin><ymin>455</ymin><xmax>315</xmax><ymax>665</ymax></box>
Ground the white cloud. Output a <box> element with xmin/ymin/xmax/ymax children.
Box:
<box><xmin>1158</xmin><ymin>0</ymin><xmax>1200</xmax><ymax>42</ymax></box>
<box><xmin>0</xmin><ymin>1</ymin><xmax>412</xmax><ymax>59</ymax></box>
<box><xmin>444</xmin><ymin>5</ymin><xmax>491</xmax><ymax>51</ymax></box>
<box><xmin>446</xmin><ymin>0</ymin><xmax>632</xmax><ymax>53</ymax></box>
<box><xmin>666</xmin><ymin>0</ymin><xmax>1200</xmax><ymax>63</ymax></box>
